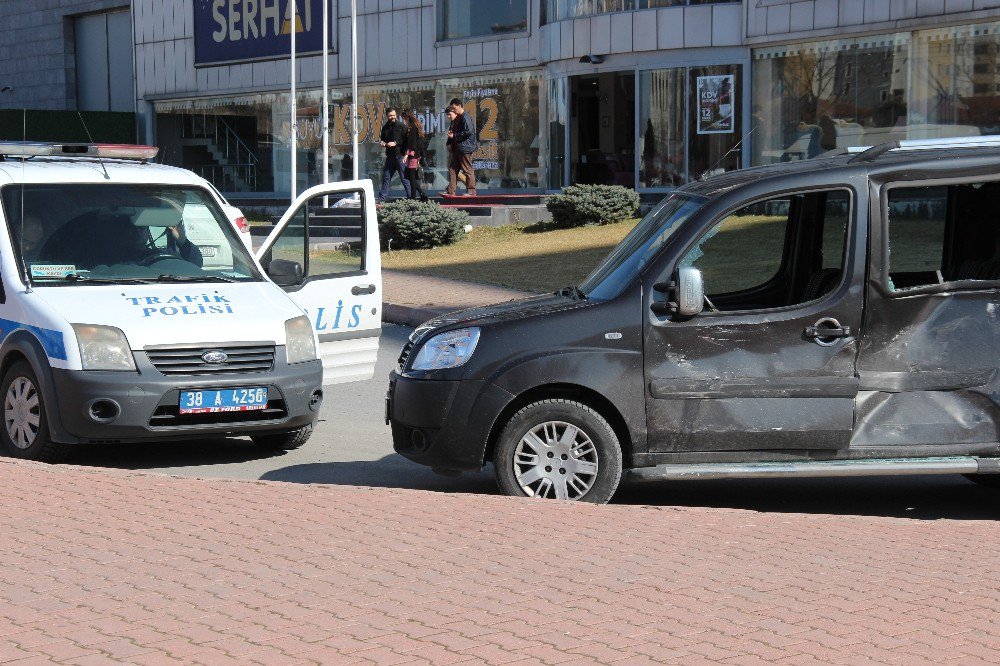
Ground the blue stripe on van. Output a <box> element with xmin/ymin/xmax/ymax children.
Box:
<box><xmin>0</xmin><ymin>318</ymin><xmax>67</xmax><ymax>361</ymax></box>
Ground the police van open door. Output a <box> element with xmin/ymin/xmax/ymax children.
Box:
<box><xmin>257</xmin><ymin>181</ymin><xmax>381</xmax><ymax>385</ymax></box>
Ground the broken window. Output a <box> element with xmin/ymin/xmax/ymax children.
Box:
<box><xmin>886</xmin><ymin>182</ymin><xmax>1000</xmax><ymax>291</ymax></box>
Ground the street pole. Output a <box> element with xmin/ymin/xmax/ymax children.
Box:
<box><xmin>322</xmin><ymin>0</ymin><xmax>329</xmax><ymax>191</ymax></box>
<box><xmin>290</xmin><ymin>0</ymin><xmax>297</xmax><ymax>202</ymax></box>
<box><xmin>351</xmin><ymin>0</ymin><xmax>359</xmax><ymax>181</ymax></box>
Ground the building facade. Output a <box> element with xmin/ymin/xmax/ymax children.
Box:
<box><xmin>0</xmin><ymin>1</ymin><xmax>134</xmax><ymax>113</ymax></box>
<box><xmin>7</xmin><ymin>1</ymin><xmax>1000</xmax><ymax>197</ymax></box>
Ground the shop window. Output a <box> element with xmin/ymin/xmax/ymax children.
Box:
<box><xmin>886</xmin><ymin>183</ymin><xmax>1000</xmax><ymax>292</ymax></box>
<box><xmin>688</xmin><ymin>66</ymin><xmax>742</xmax><ymax>180</ymax></box>
<box><xmin>679</xmin><ymin>190</ymin><xmax>849</xmax><ymax>312</ymax></box>
<box><xmin>638</xmin><ymin>64</ymin><xmax>742</xmax><ymax>188</ymax></box>
<box><xmin>438</xmin><ymin>0</ymin><xmax>527</xmax><ymax>40</ymax></box>
<box><xmin>639</xmin><ymin>69</ymin><xmax>686</xmax><ymax>188</ymax></box>
<box><xmin>752</xmin><ymin>22</ymin><xmax>1000</xmax><ymax>166</ymax></box>
<box><xmin>155</xmin><ymin>73</ymin><xmax>542</xmax><ymax>196</ymax></box>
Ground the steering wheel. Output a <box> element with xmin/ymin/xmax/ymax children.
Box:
<box><xmin>138</xmin><ymin>252</ymin><xmax>179</xmax><ymax>266</ymax></box>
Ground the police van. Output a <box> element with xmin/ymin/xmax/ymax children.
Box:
<box><xmin>0</xmin><ymin>142</ymin><xmax>380</xmax><ymax>461</ymax></box>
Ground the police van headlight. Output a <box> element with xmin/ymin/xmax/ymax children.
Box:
<box><xmin>285</xmin><ymin>316</ymin><xmax>317</xmax><ymax>364</ymax></box>
<box><xmin>411</xmin><ymin>327</ymin><xmax>480</xmax><ymax>371</ymax></box>
<box><xmin>72</xmin><ymin>325</ymin><xmax>136</xmax><ymax>371</ymax></box>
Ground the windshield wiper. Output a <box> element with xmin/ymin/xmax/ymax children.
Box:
<box><xmin>62</xmin><ymin>274</ymin><xmax>157</xmax><ymax>285</ymax></box>
<box><xmin>556</xmin><ymin>285</ymin><xmax>587</xmax><ymax>301</ymax></box>
<box><xmin>155</xmin><ymin>274</ymin><xmax>237</xmax><ymax>283</ymax></box>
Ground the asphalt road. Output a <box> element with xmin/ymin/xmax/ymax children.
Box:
<box><xmin>64</xmin><ymin>324</ymin><xmax>999</xmax><ymax>520</ymax></box>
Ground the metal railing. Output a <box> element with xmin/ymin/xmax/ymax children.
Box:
<box><xmin>182</xmin><ymin>114</ymin><xmax>259</xmax><ymax>191</ymax></box>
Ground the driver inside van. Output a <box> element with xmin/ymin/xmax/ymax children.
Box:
<box><xmin>38</xmin><ymin>212</ymin><xmax>203</xmax><ymax>269</ymax></box>
<box><xmin>162</xmin><ymin>221</ymin><xmax>204</xmax><ymax>267</ymax></box>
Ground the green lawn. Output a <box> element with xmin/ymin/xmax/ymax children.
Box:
<box><xmin>381</xmin><ymin>221</ymin><xmax>640</xmax><ymax>293</ymax></box>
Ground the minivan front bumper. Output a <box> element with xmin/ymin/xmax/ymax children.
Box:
<box><xmin>388</xmin><ymin>371</ymin><xmax>514</xmax><ymax>472</ymax></box>
<box><xmin>49</xmin><ymin>349</ymin><xmax>322</xmax><ymax>444</ymax></box>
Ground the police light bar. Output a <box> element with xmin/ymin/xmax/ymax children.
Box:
<box><xmin>0</xmin><ymin>141</ymin><xmax>159</xmax><ymax>160</ymax></box>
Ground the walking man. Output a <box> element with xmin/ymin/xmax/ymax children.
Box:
<box><xmin>445</xmin><ymin>98</ymin><xmax>477</xmax><ymax>197</ymax></box>
<box><xmin>378</xmin><ymin>107</ymin><xmax>411</xmax><ymax>202</ymax></box>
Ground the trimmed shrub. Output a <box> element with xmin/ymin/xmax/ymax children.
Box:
<box><xmin>377</xmin><ymin>199</ymin><xmax>468</xmax><ymax>250</ymax></box>
<box><xmin>546</xmin><ymin>184</ymin><xmax>640</xmax><ymax>228</ymax></box>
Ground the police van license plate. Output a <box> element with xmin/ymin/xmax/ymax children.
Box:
<box><xmin>179</xmin><ymin>387</ymin><xmax>268</xmax><ymax>414</ymax></box>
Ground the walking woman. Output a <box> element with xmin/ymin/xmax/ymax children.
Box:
<box><xmin>401</xmin><ymin>109</ymin><xmax>429</xmax><ymax>202</ymax></box>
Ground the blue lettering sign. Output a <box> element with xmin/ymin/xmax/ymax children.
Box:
<box><xmin>128</xmin><ymin>294</ymin><xmax>235</xmax><ymax>317</ymax></box>
<box><xmin>194</xmin><ymin>0</ymin><xmax>334</xmax><ymax>67</ymax></box>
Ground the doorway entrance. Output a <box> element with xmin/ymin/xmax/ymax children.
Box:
<box><xmin>570</xmin><ymin>73</ymin><xmax>635</xmax><ymax>187</ymax></box>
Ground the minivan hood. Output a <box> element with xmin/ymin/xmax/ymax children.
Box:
<box><xmin>34</xmin><ymin>282</ymin><xmax>303</xmax><ymax>349</ymax></box>
<box><xmin>416</xmin><ymin>293</ymin><xmax>590</xmax><ymax>337</ymax></box>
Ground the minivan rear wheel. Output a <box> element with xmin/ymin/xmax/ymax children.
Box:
<box><xmin>494</xmin><ymin>399</ymin><xmax>622</xmax><ymax>504</ymax></box>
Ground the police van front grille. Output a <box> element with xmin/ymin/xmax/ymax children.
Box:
<box><xmin>146</xmin><ymin>345</ymin><xmax>276</xmax><ymax>375</ymax></box>
<box><xmin>148</xmin><ymin>399</ymin><xmax>288</xmax><ymax>427</ymax></box>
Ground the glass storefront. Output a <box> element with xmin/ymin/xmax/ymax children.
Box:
<box><xmin>155</xmin><ymin>72</ymin><xmax>542</xmax><ymax>196</ymax></box>
<box><xmin>546</xmin><ymin>78</ymin><xmax>568</xmax><ymax>190</ymax></box>
<box><xmin>752</xmin><ymin>22</ymin><xmax>1000</xmax><ymax>165</ymax></box>
<box><xmin>638</xmin><ymin>64</ymin><xmax>742</xmax><ymax>187</ymax></box>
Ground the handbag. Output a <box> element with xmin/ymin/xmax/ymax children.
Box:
<box><xmin>406</xmin><ymin>153</ymin><xmax>421</xmax><ymax>170</ymax></box>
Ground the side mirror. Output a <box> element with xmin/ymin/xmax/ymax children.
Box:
<box><xmin>675</xmin><ymin>267</ymin><xmax>705</xmax><ymax>317</ymax></box>
<box><xmin>267</xmin><ymin>258</ymin><xmax>303</xmax><ymax>286</ymax></box>
<box><xmin>651</xmin><ymin>266</ymin><xmax>704</xmax><ymax>317</ymax></box>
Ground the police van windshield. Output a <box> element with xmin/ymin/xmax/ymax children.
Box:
<box><xmin>578</xmin><ymin>193</ymin><xmax>705</xmax><ymax>301</ymax></box>
<box><xmin>1</xmin><ymin>184</ymin><xmax>261</xmax><ymax>285</ymax></box>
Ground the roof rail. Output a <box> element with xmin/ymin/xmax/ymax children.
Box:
<box><xmin>0</xmin><ymin>141</ymin><xmax>158</xmax><ymax>161</ymax></box>
<box><xmin>848</xmin><ymin>135</ymin><xmax>1000</xmax><ymax>163</ymax></box>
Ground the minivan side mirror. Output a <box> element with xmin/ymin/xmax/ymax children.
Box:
<box><xmin>675</xmin><ymin>267</ymin><xmax>705</xmax><ymax>317</ymax></box>
<box><xmin>267</xmin><ymin>258</ymin><xmax>304</xmax><ymax>286</ymax></box>
<box><xmin>651</xmin><ymin>266</ymin><xmax>705</xmax><ymax>318</ymax></box>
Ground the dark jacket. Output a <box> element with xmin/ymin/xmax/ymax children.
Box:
<box><xmin>452</xmin><ymin>112</ymin><xmax>477</xmax><ymax>155</ymax></box>
<box><xmin>379</xmin><ymin>119</ymin><xmax>406</xmax><ymax>158</ymax></box>
<box><xmin>403</xmin><ymin>126</ymin><xmax>426</xmax><ymax>159</ymax></box>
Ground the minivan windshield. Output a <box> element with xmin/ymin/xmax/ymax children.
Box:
<box><xmin>578</xmin><ymin>193</ymin><xmax>705</xmax><ymax>301</ymax></box>
<box><xmin>2</xmin><ymin>184</ymin><xmax>261</xmax><ymax>286</ymax></box>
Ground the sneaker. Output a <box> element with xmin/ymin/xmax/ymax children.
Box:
<box><xmin>420</xmin><ymin>195</ymin><xmax>429</xmax><ymax>203</ymax></box>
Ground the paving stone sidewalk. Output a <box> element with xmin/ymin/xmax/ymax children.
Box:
<box><xmin>2</xmin><ymin>459</ymin><xmax>999</xmax><ymax>664</ymax></box>
<box><xmin>382</xmin><ymin>271</ymin><xmax>532</xmax><ymax>326</ymax></box>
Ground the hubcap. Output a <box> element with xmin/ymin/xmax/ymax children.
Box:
<box><xmin>4</xmin><ymin>377</ymin><xmax>40</xmax><ymax>450</ymax></box>
<box><xmin>513</xmin><ymin>420</ymin><xmax>599</xmax><ymax>500</ymax></box>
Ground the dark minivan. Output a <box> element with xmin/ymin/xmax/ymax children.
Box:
<box><xmin>388</xmin><ymin>137</ymin><xmax>1000</xmax><ymax>503</ymax></box>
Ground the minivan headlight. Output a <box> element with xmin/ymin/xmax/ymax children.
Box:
<box><xmin>72</xmin><ymin>324</ymin><xmax>136</xmax><ymax>371</ymax></box>
<box><xmin>411</xmin><ymin>328</ymin><xmax>480</xmax><ymax>371</ymax></box>
<box><xmin>285</xmin><ymin>315</ymin><xmax>317</xmax><ymax>364</ymax></box>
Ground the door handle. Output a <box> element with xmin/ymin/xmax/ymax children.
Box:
<box><xmin>352</xmin><ymin>284</ymin><xmax>377</xmax><ymax>296</ymax></box>
<box><xmin>804</xmin><ymin>318</ymin><xmax>851</xmax><ymax>346</ymax></box>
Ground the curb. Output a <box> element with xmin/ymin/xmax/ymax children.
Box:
<box><xmin>382</xmin><ymin>302</ymin><xmax>449</xmax><ymax>327</ymax></box>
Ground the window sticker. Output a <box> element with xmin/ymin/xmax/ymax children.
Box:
<box><xmin>30</xmin><ymin>265</ymin><xmax>78</xmax><ymax>279</ymax></box>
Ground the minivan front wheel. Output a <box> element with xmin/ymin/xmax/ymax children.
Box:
<box><xmin>494</xmin><ymin>399</ymin><xmax>622</xmax><ymax>504</ymax></box>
